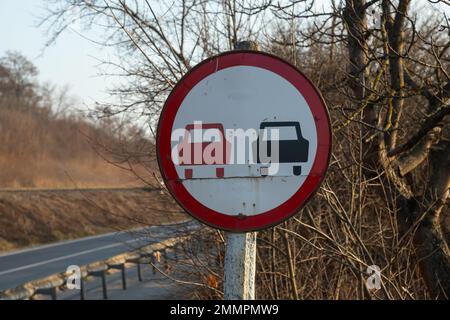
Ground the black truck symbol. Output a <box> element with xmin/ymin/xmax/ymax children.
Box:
<box><xmin>256</xmin><ymin>121</ymin><xmax>309</xmax><ymax>176</ymax></box>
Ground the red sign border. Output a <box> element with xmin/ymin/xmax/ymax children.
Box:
<box><xmin>156</xmin><ymin>51</ymin><xmax>332</xmax><ymax>232</ymax></box>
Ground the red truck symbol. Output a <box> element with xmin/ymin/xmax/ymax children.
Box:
<box><xmin>178</xmin><ymin>123</ymin><xmax>231</xmax><ymax>179</ymax></box>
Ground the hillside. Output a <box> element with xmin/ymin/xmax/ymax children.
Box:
<box><xmin>0</xmin><ymin>51</ymin><xmax>155</xmax><ymax>189</ymax></box>
<box><xmin>0</xmin><ymin>188</ymin><xmax>185</xmax><ymax>251</ymax></box>
<box><xmin>0</xmin><ymin>52</ymin><xmax>173</xmax><ymax>252</ymax></box>
<box><xmin>0</xmin><ymin>107</ymin><xmax>153</xmax><ymax>189</ymax></box>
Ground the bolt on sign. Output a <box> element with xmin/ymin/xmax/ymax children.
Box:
<box><xmin>157</xmin><ymin>51</ymin><xmax>331</xmax><ymax>232</ymax></box>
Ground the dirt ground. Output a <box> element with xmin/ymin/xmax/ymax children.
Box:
<box><xmin>0</xmin><ymin>188</ymin><xmax>185</xmax><ymax>252</ymax></box>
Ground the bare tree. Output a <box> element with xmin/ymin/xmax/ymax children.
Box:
<box><xmin>42</xmin><ymin>0</ymin><xmax>449</xmax><ymax>299</ymax></box>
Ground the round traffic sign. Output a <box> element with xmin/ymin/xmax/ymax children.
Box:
<box><xmin>157</xmin><ymin>51</ymin><xmax>331</xmax><ymax>232</ymax></box>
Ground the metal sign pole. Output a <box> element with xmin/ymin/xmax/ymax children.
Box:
<box><xmin>223</xmin><ymin>40</ymin><xmax>259</xmax><ymax>300</ymax></box>
<box><xmin>224</xmin><ymin>232</ymin><xmax>257</xmax><ymax>299</ymax></box>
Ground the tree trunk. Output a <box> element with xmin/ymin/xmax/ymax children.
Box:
<box><xmin>414</xmin><ymin>139</ymin><xmax>450</xmax><ymax>299</ymax></box>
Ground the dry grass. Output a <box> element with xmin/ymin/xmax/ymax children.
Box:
<box><xmin>0</xmin><ymin>156</ymin><xmax>149</xmax><ymax>189</ymax></box>
<box><xmin>0</xmin><ymin>67</ymin><xmax>171</xmax><ymax>252</ymax></box>
<box><xmin>0</xmin><ymin>106</ymin><xmax>153</xmax><ymax>189</ymax></box>
<box><xmin>0</xmin><ymin>188</ymin><xmax>185</xmax><ymax>252</ymax></box>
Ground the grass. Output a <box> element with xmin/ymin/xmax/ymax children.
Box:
<box><xmin>0</xmin><ymin>188</ymin><xmax>185</xmax><ymax>252</ymax></box>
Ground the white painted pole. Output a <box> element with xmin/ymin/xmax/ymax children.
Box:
<box><xmin>224</xmin><ymin>232</ymin><xmax>257</xmax><ymax>300</ymax></box>
<box><xmin>222</xmin><ymin>40</ymin><xmax>260</xmax><ymax>301</ymax></box>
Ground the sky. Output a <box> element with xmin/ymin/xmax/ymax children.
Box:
<box><xmin>0</xmin><ymin>0</ymin><xmax>446</xmax><ymax>107</ymax></box>
<box><xmin>0</xmin><ymin>0</ymin><xmax>332</xmax><ymax>108</ymax></box>
<box><xmin>0</xmin><ymin>0</ymin><xmax>114</xmax><ymax>105</ymax></box>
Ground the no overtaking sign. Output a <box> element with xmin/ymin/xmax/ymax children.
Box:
<box><xmin>157</xmin><ymin>51</ymin><xmax>331</xmax><ymax>232</ymax></box>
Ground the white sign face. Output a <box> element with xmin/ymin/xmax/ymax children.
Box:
<box><xmin>172</xmin><ymin>65</ymin><xmax>317</xmax><ymax>214</ymax></box>
<box><xmin>158</xmin><ymin>52</ymin><xmax>331</xmax><ymax>231</ymax></box>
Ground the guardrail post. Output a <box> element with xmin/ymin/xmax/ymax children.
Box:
<box><xmin>137</xmin><ymin>262</ymin><xmax>143</xmax><ymax>281</ymax></box>
<box><xmin>151</xmin><ymin>254</ymin><xmax>157</xmax><ymax>274</ymax></box>
<box><xmin>101</xmin><ymin>271</ymin><xmax>108</xmax><ymax>299</ymax></box>
<box><xmin>80</xmin><ymin>277</ymin><xmax>85</xmax><ymax>300</ymax></box>
<box><xmin>51</xmin><ymin>287</ymin><xmax>57</xmax><ymax>300</ymax></box>
<box><xmin>121</xmin><ymin>264</ymin><xmax>127</xmax><ymax>290</ymax></box>
<box><xmin>109</xmin><ymin>263</ymin><xmax>127</xmax><ymax>290</ymax></box>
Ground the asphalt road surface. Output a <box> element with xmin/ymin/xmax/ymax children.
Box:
<box><xmin>0</xmin><ymin>220</ymin><xmax>198</xmax><ymax>292</ymax></box>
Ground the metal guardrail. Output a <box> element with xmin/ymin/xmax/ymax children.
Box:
<box><xmin>0</xmin><ymin>235</ymin><xmax>189</xmax><ymax>300</ymax></box>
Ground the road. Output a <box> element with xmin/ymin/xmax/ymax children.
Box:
<box><xmin>0</xmin><ymin>220</ymin><xmax>198</xmax><ymax>292</ymax></box>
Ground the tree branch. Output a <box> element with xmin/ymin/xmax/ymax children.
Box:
<box><xmin>388</xmin><ymin>104</ymin><xmax>449</xmax><ymax>157</ymax></box>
